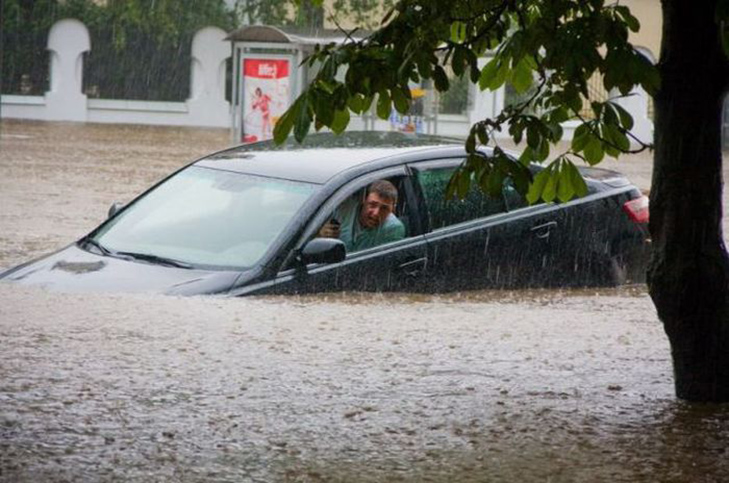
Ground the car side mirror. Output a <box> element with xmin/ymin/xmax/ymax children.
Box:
<box><xmin>300</xmin><ymin>238</ymin><xmax>346</xmax><ymax>265</ymax></box>
<box><xmin>108</xmin><ymin>202</ymin><xmax>124</xmax><ymax>218</ymax></box>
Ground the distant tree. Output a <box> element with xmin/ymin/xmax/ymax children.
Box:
<box><xmin>234</xmin><ymin>0</ymin><xmax>393</xmax><ymax>29</ymax></box>
<box><xmin>274</xmin><ymin>0</ymin><xmax>729</xmax><ymax>402</ymax></box>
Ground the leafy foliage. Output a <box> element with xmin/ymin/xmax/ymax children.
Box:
<box><xmin>275</xmin><ymin>0</ymin><xmax>661</xmax><ymax>203</ymax></box>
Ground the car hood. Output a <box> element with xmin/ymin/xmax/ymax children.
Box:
<box><xmin>0</xmin><ymin>244</ymin><xmax>243</xmax><ymax>295</ymax></box>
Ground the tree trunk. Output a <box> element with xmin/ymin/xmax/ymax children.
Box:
<box><xmin>648</xmin><ymin>0</ymin><xmax>729</xmax><ymax>401</ymax></box>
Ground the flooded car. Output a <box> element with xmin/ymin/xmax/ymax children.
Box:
<box><xmin>0</xmin><ymin>132</ymin><xmax>649</xmax><ymax>295</ymax></box>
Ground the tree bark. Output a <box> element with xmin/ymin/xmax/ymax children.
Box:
<box><xmin>648</xmin><ymin>0</ymin><xmax>729</xmax><ymax>401</ymax></box>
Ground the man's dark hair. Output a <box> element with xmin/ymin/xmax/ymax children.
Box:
<box><xmin>367</xmin><ymin>180</ymin><xmax>398</xmax><ymax>204</ymax></box>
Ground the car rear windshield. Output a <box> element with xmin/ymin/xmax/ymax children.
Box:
<box><xmin>93</xmin><ymin>166</ymin><xmax>318</xmax><ymax>269</ymax></box>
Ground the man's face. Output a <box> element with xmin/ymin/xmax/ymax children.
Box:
<box><xmin>359</xmin><ymin>192</ymin><xmax>395</xmax><ymax>229</ymax></box>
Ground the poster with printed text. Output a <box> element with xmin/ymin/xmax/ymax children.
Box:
<box><xmin>242</xmin><ymin>58</ymin><xmax>291</xmax><ymax>143</ymax></box>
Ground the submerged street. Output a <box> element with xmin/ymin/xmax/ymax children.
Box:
<box><xmin>1</xmin><ymin>120</ymin><xmax>728</xmax><ymax>482</ymax></box>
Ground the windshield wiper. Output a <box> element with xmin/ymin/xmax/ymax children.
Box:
<box><xmin>115</xmin><ymin>251</ymin><xmax>193</xmax><ymax>269</ymax></box>
<box><xmin>80</xmin><ymin>237</ymin><xmax>112</xmax><ymax>256</ymax></box>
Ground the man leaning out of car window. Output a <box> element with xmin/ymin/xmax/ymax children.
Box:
<box><xmin>318</xmin><ymin>180</ymin><xmax>405</xmax><ymax>252</ymax></box>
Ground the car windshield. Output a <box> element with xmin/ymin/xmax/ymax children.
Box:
<box><xmin>92</xmin><ymin>166</ymin><xmax>318</xmax><ymax>269</ymax></box>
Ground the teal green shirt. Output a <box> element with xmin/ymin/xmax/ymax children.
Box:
<box><xmin>335</xmin><ymin>197</ymin><xmax>406</xmax><ymax>252</ymax></box>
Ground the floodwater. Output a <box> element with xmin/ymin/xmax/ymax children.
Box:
<box><xmin>1</xmin><ymin>120</ymin><xmax>728</xmax><ymax>482</ymax></box>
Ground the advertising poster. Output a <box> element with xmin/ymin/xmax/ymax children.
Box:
<box><xmin>242</xmin><ymin>58</ymin><xmax>291</xmax><ymax>143</ymax></box>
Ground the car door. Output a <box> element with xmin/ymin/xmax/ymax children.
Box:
<box><xmin>499</xmin><ymin>179</ymin><xmax>567</xmax><ymax>286</ymax></box>
<box><xmin>270</xmin><ymin>166</ymin><xmax>430</xmax><ymax>294</ymax></box>
<box><xmin>409</xmin><ymin>158</ymin><xmax>564</xmax><ymax>290</ymax></box>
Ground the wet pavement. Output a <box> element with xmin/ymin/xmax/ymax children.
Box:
<box><xmin>1</xmin><ymin>120</ymin><xmax>728</xmax><ymax>482</ymax></box>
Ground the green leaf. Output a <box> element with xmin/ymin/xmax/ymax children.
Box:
<box><xmin>615</xmin><ymin>6</ymin><xmax>640</xmax><ymax>32</ymax></box>
<box><xmin>376</xmin><ymin>90</ymin><xmax>391</xmax><ymax>120</ymax></box>
<box><xmin>556</xmin><ymin>161</ymin><xmax>575</xmax><ymax>202</ymax></box>
<box><xmin>546</xmin><ymin>122</ymin><xmax>564</xmax><ymax>142</ymax></box>
<box><xmin>526</xmin><ymin>123</ymin><xmax>540</xmax><ymax>150</ymax></box>
<box><xmin>476</xmin><ymin>124</ymin><xmax>489</xmax><ymax>145</ymax></box>
<box><xmin>320</xmin><ymin>57</ymin><xmax>337</xmax><ymax>81</ymax></box>
<box><xmin>510</xmin><ymin>121</ymin><xmax>525</xmax><ymax>144</ymax></box>
<box><xmin>313</xmin><ymin>90</ymin><xmax>334</xmax><ymax>126</ymax></box>
<box><xmin>479</xmin><ymin>57</ymin><xmax>508</xmax><ymax>91</ymax></box>
<box><xmin>511</xmin><ymin>165</ymin><xmax>531</xmax><ymax>195</ymax></box>
<box><xmin>433</xmin><ymin>65</ymin><xmax>450</xmax><ymax>92</ymax></box>
<box><xmin>510</xmin><ymin>58</ymin><xmax>533</xmax><ymax>94</ymax></box>
<box><xmin>542</xmin><ymin>170</ymin><xmax>557</xmax><ymax>202</ymax></box>
<box><xmin>583</xmin><ymin>135</ymin><xmax>605</xmax><ymax>165</ymax></box>
<box><xmin>273</xmin><ymin>102</ymin><xmax>295</xmax><ymax>144</ymax></box>
<box><xmin>457</xmin><ymin>169</ymin><xmax>471</xmax><ymax>199</ymax></box>
<box><xmin>391</xmin><ymin>86</ymin><xmax>410</xmax><ymax>114</ymax></box>
<box><xmin>526</xmin><ymin>169</ymin><xmax>549</xmax><ymax>204</ymax></box>
<box><xmin>466</xmin><ymin>131</ymin><xmax>477</xmax><ymax>153</ymax></box>
<box><xmin>486</xmin><ymin>170</ymin><xmax>504</xmax><ymax>198</ymax></box>
<box><xmin>535</xmin><ymin>137</ymin><xmax>550</xmax><ymax>162</ymax></box>
<box><xmin>519</xmin><ymin>146</ymin><xmax>535</xmax><ymax>165</ymax></box>
<box><xmin>606</xmin><ymin>123</ymin><xmax>630</xmax><ymax>152</ymax></box>
<box><xmin>360</xmin><ymin>95</ymin><xmax>375</xmax><ymax>113</ymax></box>
<box><xmin>294</xmin><ymin>96</ymin><xmax>312</xmax><ymax>143</ymax></box>
<box><xmin>567</xmin><ymin>161</ymin><xmax>588</xmax><ymax>197</ymax></box>
<box><xmin>564</xmin><ymin>89</ymin><xmax>583</xmax><ymax>113</ymax></box>
<box><xmin>348</xmin><ymin>94</ymin><xmax>365</xmax><ymax>114</ymax></box>
<box><xmin>549</xmin><ymin>107</ymin><xmax>570</xmax><ymax>124</ymax></box>
<box><xmin>571</xmin><ymin>123</ymin><xmax>590</xmax><ymax>152</ymax></box>
<box><xmin>450</xmin><ymin>22</ymin><xmax>463</xmax><ymax>43</ymax></box>
<box><xmin>612</xmin><ymin>103</ymin><xmax>634</xmax><ymax>130</ymax></box>
<box><xmin>453</xmin><ymin>46</ymin><xmax>466</xmax><ymax>77</ymax></box>
<box><xmin>331</xmin><ymin>108</ymin><xmax>350</xmax><ymax>134</ymax></box>
<box><xmin>478</xmin><ymin>58</ymin><xmax>499</xmax><ymax>91</ymax></box>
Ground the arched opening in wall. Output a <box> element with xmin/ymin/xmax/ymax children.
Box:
<box><xmin>1</xmin><ymin>18</ymin><xmax>51</xmax><ymax>96</ymax></box>
<box><xmin>83</xmin><ymin>29</ymin><xmax>193</xmax><ymax>102</ymax></box>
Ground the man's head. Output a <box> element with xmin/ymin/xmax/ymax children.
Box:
<box><xmin>359</xmin><ymin>180</ymin><xmax>398</xmax><ymax>229</ymax></box>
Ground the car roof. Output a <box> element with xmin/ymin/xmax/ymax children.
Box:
<box><xmin>194</xmin><ymin>131</ymin><xmax>465</xmax><ymax>184</ymax></box>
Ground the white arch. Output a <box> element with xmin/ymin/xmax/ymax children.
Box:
<box><xmin>46</xmin><ymin>19</ymin><xmax>90</xmax><ymax>121</ymax></box>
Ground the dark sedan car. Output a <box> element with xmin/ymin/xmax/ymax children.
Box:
<box><xmin>1</xmin><ymin>132</ymin><xmax>650</xmax><ymax>295</ymax></box>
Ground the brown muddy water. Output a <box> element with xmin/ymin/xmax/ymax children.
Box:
<box><xmin>1</xmin><ymin>120</ymin><xmax>728</xmax><ymax>482</ymax></box>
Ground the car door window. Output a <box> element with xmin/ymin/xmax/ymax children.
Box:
<box><xmin>273</xmin><ymin>168</ymin><xmax>431</xmax><ymax>294</ymax></box>
<box><xmin>317</xmin><ymin>176</ymin><xmax>413</xmax><ymax>254</ymax></box>
<box><xmin>503</xmin><ymin>179</ymin><xmax>530</xmax><ymax>211</ymax></box>
<box><xmin>416</xmin><ymin>165</ymin><xmax>507</xmax><ymax>231</ymax></box>
<box><xmin>279</xmin><ymin>168</ymin><xmax>420</xmax><ymax>272</ymax></box>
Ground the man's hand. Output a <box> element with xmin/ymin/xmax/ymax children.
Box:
<box><xmin>318</xmin><ymin>220</ymin><xmax>341</xmax><ymax>239</ymax></box>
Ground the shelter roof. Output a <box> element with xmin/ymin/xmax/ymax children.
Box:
<box><xmin>225</xmin><ymin>25</ymin><xmax>368</xmax><ymax>45</ymax></box>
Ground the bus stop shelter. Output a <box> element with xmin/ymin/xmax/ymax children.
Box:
<box><xmin>226</xmin><ymin>25</ymin><xmax>368</xmax><ymax>143</ymax></box>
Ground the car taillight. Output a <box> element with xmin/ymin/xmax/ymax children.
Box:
<box><xmin>623</xmin><ymin>195</ymin><xmax>649</xmax><ymax>223</ymax></box>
